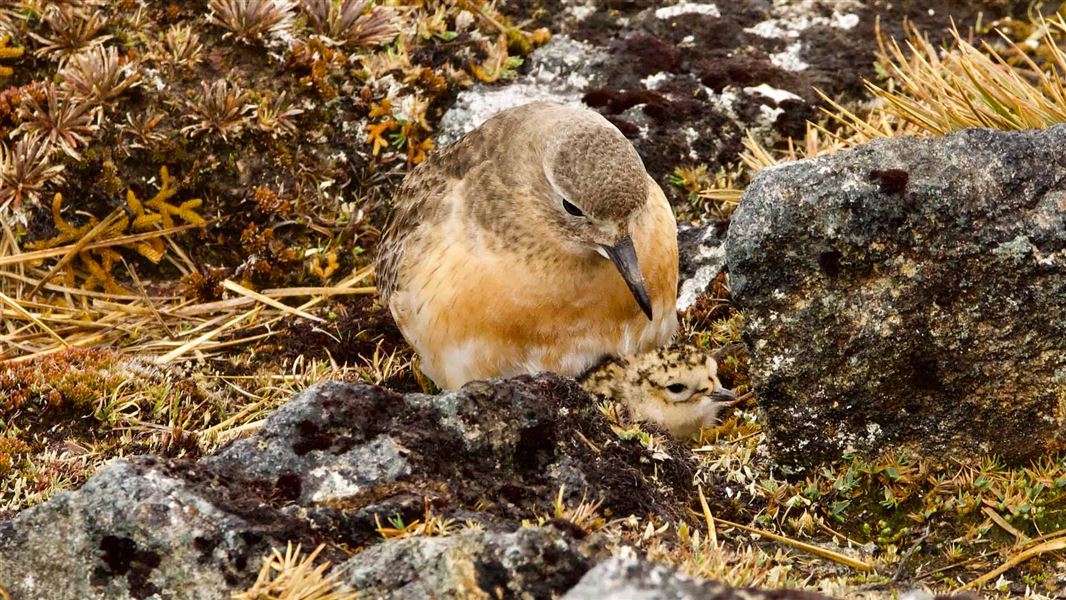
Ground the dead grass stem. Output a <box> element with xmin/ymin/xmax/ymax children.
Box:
<box><xmin>743</xmin><ymin>16</ymin><xmax>1066</xmax><ymax>170</ymax></box>
<box><xmin>0</xmin><ymin>219</ymin><xmax>375</xmax><ymax>361</ymax></box>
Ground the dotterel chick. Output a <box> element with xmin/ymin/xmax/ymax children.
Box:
<box><xmin>580</xmin><ymin>344</ymin><xmax>738</xmax><ymax>439</ymax></box>
<box><xmin>376</xmin><ymin>102</ymin><xmax>679</xmax><ymax>389</ymax></box>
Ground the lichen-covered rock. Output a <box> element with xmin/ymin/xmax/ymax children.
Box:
<box><xmin>562</xmin><ymin>555</ymin><xmax>832</xmax><ymax>599</ymax></box>
<box><xmin>338</xmin><ymin>525</ymin><xmax>592</xmax><ymax>599</ymax></box>
<box><xmin>0</xmin><ymin>375</ymin><xmax>699</xmax><ymax>598</ymax></box>
<box><xmin>726</xmin><ymin>127</ymin><xmax>1066</xmax><ymax>470</ymax></box>
<box><xmin>0</xmin><ymin>459</ymin><xmax>296</xmax><ymax>600</ymax></box>
<box><xmin>436</xmin><ymin>35</ymin><xmax>606</xmax><ymax>145</ymax></box>
<box><xmin>500</xmin><ymin>0</ymin><xmax>1014</xmax><ymax>203</ymax></box>
<box><xmin>677</xmin><ymin>223</ymin><xmax>727</xmax><ymax>311</ymax></box>
<box><xmin>205</xmin><ymin>375</ymin><xmax>698</xmax><ymax>527</ymax></box>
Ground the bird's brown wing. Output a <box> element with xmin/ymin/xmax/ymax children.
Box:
<box><xmin>374</xmin><ymin>160</ymin><xmax>449</xmax><ymax>302</ymax></box>
<box><xmin>375</xmin><ymin>116</ymin><xmax>509</xmax><ymax>301</ymax></box>
<box><xmin>375</xmin><ymin>107</ymin><xmax>546</xmax><ymax>300</ymax></box>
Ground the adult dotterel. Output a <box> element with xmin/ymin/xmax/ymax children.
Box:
<box><xmin>376</xmin><ymin>102</ymin><xmax>679</xmax><ymax>389</ymax></box>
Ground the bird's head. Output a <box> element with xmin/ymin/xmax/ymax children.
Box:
<box><xmin>541</xmin><ymin>114</ymin><xmax>655</xmax><ymax>319</ymax></box>
<box><xmin>622</xmin><ymin>345</ymin><xmax>737</xmax><ymax>439</ymax></box>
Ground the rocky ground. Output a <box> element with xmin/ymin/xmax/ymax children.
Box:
<box><xmin>2</xmin><ymin>0</ymin><xmax>1066</xmax><ymax>598</ymax></box>
<box><xmin>729</xmin><ymin>126</ymin><xmax>1066</xmax><ymax>470</ymax></box>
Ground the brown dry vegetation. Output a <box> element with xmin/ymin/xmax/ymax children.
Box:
<box><xmin>1</xmin><ymin>1</ymin><xmax>1066</xmax><ymax>598</ymax></box>
<box><xmin>0</xmin><ymin>0</ymin><xmax>546</xmax><ymax>511</ymax></box>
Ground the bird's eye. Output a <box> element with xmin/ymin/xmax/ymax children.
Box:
<box><xmin>561</xmin><ymin>198</ymin><xmax>585</xmax><ymax>217</ymax></box>
<box><xmin>666</xmin><ymin>383</ymin><xmax>687</xmax><ymax>394</ymax></box>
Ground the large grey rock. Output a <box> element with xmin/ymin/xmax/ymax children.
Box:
<box><xmin>205</xmin><ymin>376</ymin><xmax>698</xmax><ymax>525</ymax></box>
<box><xmin>726</xmin><ymin>127</ymin><xmax>1066</xmax><ymax>470</ymax></box>
<box><xmin>0</xmin><ymin>459</ymin><xmax>293</xmax><ymax>599</ymax></box>
<box><xmin>0</xmin><ymin>375</ymin><xmax>699</xmax><ymax>598</ymax></box>
<box><xmin>562</xmin><ymin>556</ymin><xmax>831</xmax><ymax>599</ymax></box>
<box><xmin>339</xmin><ymin>526</ymin><xmax>591</xmax><ymax>599</ymax></box>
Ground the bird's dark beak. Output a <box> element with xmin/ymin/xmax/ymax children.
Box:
<box><xmin>602</xmin><ymin>236</ymin><xmax>653</xmax><ymax>321</ymax></box>
<box><xmin>710</xmin><ymin>385</ymin><xmax>737</xmax><ymax>403</ymax></box>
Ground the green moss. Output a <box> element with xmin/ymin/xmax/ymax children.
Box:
<box><xmin>0</xmin><ymin>348</ymin><xmax>217</xmax><ymax>511</ymax></box>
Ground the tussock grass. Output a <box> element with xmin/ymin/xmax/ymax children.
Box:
<box><xmin>234</xmin><ymin>542</ymin><xmax>353</xmax><ymax>600</ymax></box>
<box><xmin>747</xmin><ymin>16</ymin><xmax>1066</xmax><ymax>171</ymax></box>
<box><xmin>0</xmin><ymin>196</ymin><xmax>375</xmax><ymax>361</ymax></box>
<box><xmin>867</xmin><ymin>19</ymin><xmax>1066</xmax><ymax>134</ymax></box>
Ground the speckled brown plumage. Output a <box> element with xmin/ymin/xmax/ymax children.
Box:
<box><xmin>375</xmin><ymin>102</ymin><xmax>679</xmax><ymax>389</ymax></box>
<box><xmin>580</xmin><ymin>344</ymin><xmax>737</xmax><ymax>439</ymax></box>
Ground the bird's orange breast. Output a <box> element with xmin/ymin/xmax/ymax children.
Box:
<box><xmin>390</xmin><ymin>182</ymin><xmax>678</xmax><ymax>389</ymax></box>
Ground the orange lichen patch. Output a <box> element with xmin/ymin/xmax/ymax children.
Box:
<box><xmin>308</xmin><ymin>249</ymin><xmax>339</xmax><ymax>281</ymax></box>
<box><xmin>289</xmin><ymin>38</ymin><xmax>346</xmax><ymax>101</ymax></box>
<box><xmin>406</xmin><ymin>136</ymin><xmax>433</xmax><ymax>164</ymax></box>
<box><xmin>26</xmin><ymin>166</ymin><xmax>205</xmax><ymax>292</ymax></box>
<box><xmin>254</xmin><ymin>185</ymin><xmax>291</xmax><ymax>216</ymax></box>
<box><xmin>234</xmin><ymin>222</ymin><xmax>302</xmax><ymax>286</ymax></box>
<box><xmin>470</xmin><ymin>35</ymin><xmax>523</xmax><ymax>83</ymax></box>
<box><xmin>402</xmin><ymin>122</ymin><xmax>433</xmax><ymax>165</ymax></box>
<box><xmin>0</xmin><ymin>34</ymin><xmax>24</xmax><ymax>79</ymax></box>
<box><xmin>368</xmin><ymin>98</ymin><xmax>392</xmax><ymax>119</ymax></box>
<box><xmin>366</xmin><ymin>118</ymin><xmax>398</xmax><ymax>156</ymax></box>
<box><xmin>364</xmin><ymin>98</ymin><xmax>434</xmax><ymax>164</ymax></box>
<box><xmin>403</xmin><ymin>66</ymin><xmax>448</xmax><ymax>95</ymax></box>
<box><xmin>130</xmin><ymin>166</ymin><xmax>205</xmax><ymax>229</ymax></box>
<box><xmin>180</xmin><ymin>266</ymin><xmax>228</xmax><ymax>302</ymax></box>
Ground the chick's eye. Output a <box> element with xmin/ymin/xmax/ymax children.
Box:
<box><xmin>666</xmin><ymin>383</ymin><xmax>687</xmax><ymax>394</ymax></box>
<box><xmin>562</xmin><ymin>198</ymin><xmax>585</xmax><ymax>217</ymax></box>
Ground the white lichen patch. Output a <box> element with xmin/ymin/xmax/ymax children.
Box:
<box><xmin>768</xmin><ymin>352</ymin><xmax>795</xmax><ymax>373</ymax></box>
<box><xmin>307</xmin><ymin>435</ymin><xmax>410</xmax><ymax>502</ymax></box>
<box><xmin>993</xmin><ymin>234</ymin><xmax>1037</xmax><ymax>258</ymax></box>
<box><xmin>564</xmin><ymin>1</ymin><xmax>597</xmax><ymax>22</ymax></box>
<box><xmin>744</xmin><ymin>83</ymin><xmax>803</xmax><ymax>104</ymax></box>
<box><xmin>702</xmin><ymin>86</ymin><xmax>740</xmax><ymax>119</ymax></box>
<box><xmin>683</xmin><ymin>126</ymin><xmax>700</xmax><ymax>160</ymax></box>
<box><xmin>745</xmin><ymin>0</ymin><xmax>862</xmax><ymax>40</ymax></box>
<box><xmin>770</xmin><ymin>42</ymin><xmax>810</xmax><ymax>72</ymax></box>
<box><xmin>654</xmin><ymin>2</ymin><xmax>721</xmax><ymax>19</ymax></box>
<box><xmin>831</xmin><ymin>11</ymin><xmax>860</xmax><ymax>29</ymax></box>
<box><xmin>745</xmin><ymin>20</ymin><xmax>798</xmax><ymax>40</ymax></box>
<box><xmin>436</xmin><ymin>36</ymin><xmax>606</xmax><ymax>145</ymax></box>
<box><xmin>758</xmin><ymin>104</ymin><xmax>785</xmax><ymax>125</ymax></box>
<box><xmin>641</xmin><ymin>71</ymin><xmax>670</xmax><ymax>90</ymax></box>
<box><xmin>676</xmin><ymin>228</ymin><xmax>726</xmax><ymax>311</ymax></box>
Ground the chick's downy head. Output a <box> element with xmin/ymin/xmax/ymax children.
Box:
<box><xmin>582</xmin><ymin>344</ymin><xmax>738</xmax><ymax>439</ymax></box>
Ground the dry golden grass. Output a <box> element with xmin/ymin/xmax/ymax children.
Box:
<box><xmin>374</xmin><ymin>500</ymin><xmax>456</xmax><ymax>540</ymax></box>
<box><xmin>864</xmin><ymin>19</ymin><xmax>1066</xmax><ymax>133</ymax></box>
<box><xmin>233</xmin><ymin>542</ymin><xmax>354</xmax><ymax>600</ymax></box>
<box><xmin>551</xmin><ymin>485</ymin><xmax>606</xmax><ymax>532</ymax></box>
<box><xmin>681</xmin><ymin>402</ymin><xmax>1066</xmax><ymax>596</ymax></box>
<box><xmin>743</xmin><ymin>16</ymin><xmax>1066</xmax><ymax>172</ymax></box>
<box><xmin>0</xmin><ymin>208</ymin><xmax>375</xmax><ymax>363</ymax></box>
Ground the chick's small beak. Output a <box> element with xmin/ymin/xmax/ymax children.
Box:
<box><xmin>710</xmin><ymin>385</ymin><xmax>737</xmax><ymax>403</ymax></box>
<box><xmin>601</xmin><ymin>235</ymin><xmax>653</xmax><ymax>320</ymax></box>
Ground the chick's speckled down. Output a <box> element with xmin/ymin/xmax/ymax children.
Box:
<box><xmin>580</xmin><ymin>344</ymin><xmax>737</xmax><ymax>439</ymax></box>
